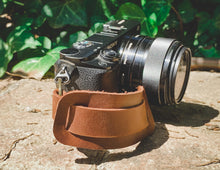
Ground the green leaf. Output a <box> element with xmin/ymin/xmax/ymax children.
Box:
<box><xmin>196</xmin><ymin>12</ymin><xmax>211</xmax><ymax>35</ymax></box>
<box><xmin>199</xmin><ymin>46</ymin><xmax>220</xmax><ymax>58</ymax></box>
<box><xmin>69</xmin><ymin>31</ymin><xmax>87</xmax><ymax>45</ymax></box>
<box><xmin>88</xmin><ymin>22</ymin><xmax>104</xmax><ymax>36</ymax></box>
<box><xmin>42</xmin><ymin>0</ymin><xmax>87</xmax><ymax>28</ymax></box>
<box><xmin>0</xmin><ymin>38</ymin><xmax>10</xmax><ymax>78</ymax></box>
<box><xmin>99</xmin><ymin>0</ymin><xmax>115</xmax><ymax>20</ymax></box>
<box><xmin>7</xmin><ymin>25</ymin><xmax>41</xmax><ymax>54</ymax></box>
<box><xmin>13</xmin><ymin>15</ymin><xmax>33</xmax><ymax>27</ymax></box>
<box><xmin>141</xmin><ymin>0</ymin><xmax>171</xmax><ymax>26</ymax></box>
<box><xmin>16</xmin><ymin>48</ymin><xmax>46</xmax><ymax>61</ymax></box>
<box><xmin>12</xmin><ymin>46</ymin><xmax>66</xmax><ymax>80</ymax></box>
<box><xmin>109</xmin><ymin>0</ymin><xmax>119</xmax><ymax>7</ymax></box>
<box><xmin>115</xmin><ymin>2</ymin><xmax>158</xmax><ymax>37</ymax></box>
<box><xmin>1</xmin><ymin>25</ymin><xmax>42</xmax><ymax>78</ymax></box>
<box><xmin>115</xmin><ymin>3</ymin><xmax>146</xmax><ymax>23</ymax></box>
<box><xmin>33</xmin><ymin>15</ymin><xmax>46</xmax><ymax>28</ymax></box>
<box><xmin>162</xmin><ymin>11</ymin><xmax>180</xmax><ymax>32</ymax></box>
<box><xmin>86</xmin><ymin>0</ymin><xmax>113</xmax><ymax>25</ymax></box>
<box><xmin>144</xmin><ymin>13</ymin><xmax>158</xmax><ymax>37</ymax></box>
<box><xmin>11</xmin><ymin>0</ymin><xmax>24</xmax><ymax>6</ymax></box>
<box><xmin>56</xmin><ymin>31</ymin><xmax>69</xmax><ymax>46</ymax></box>
<box><xmin>24</xmin><ymin>0</ymin><xmax>43</xmax><ymax>14</ymax></box>
<box><xmin>37</xmin><ymin>36</ymin><xmax>52</xmax><ymax>50</ymax></box>
<box><xmin>177</xmin><ymin>0</ymin><xmax>196</xmax><ymax>23</ymax></box>
<box><xmin>195</xmin><ymin>12</ymin><xmax>219</xmax><ymax>48</ymax></box>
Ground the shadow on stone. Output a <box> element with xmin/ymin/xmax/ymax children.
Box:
<box><xmin>151</xmin><ymin>102</ymin><xmax>219</xmax><ymax>127</ymax></box>
<box><xmin>75</xmin><ymin>123</ymin><xmax>168</xmax><ymax>165</ymax></box>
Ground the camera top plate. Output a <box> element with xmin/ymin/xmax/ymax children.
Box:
<box><xmin>60</xmin><ymin>20</ymin><xmax>140</xmax><ymax>62</ymax></box>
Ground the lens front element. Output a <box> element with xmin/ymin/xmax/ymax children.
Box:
<box><xmin>175</xmin><ymin>52</ymin><xmax>187</xmax><ymax>101</ymax></box>
<box><xmin>119</xmin><ymin>37</ymin><xmax>192</xmax><ymax>105</ymax></box>
<box><xmin>172</xmin><ymin>49</ymin><xmax>191</xmax><ymax>103</ymax></box>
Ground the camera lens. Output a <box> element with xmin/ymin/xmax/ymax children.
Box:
<box><xmin>119</xmin><ymin>36</ymin><xmax>191</xmax><ymax>105</ymax></box>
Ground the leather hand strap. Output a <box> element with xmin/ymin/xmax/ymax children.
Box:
<box><xmin>52</xmin><ymin>86</ymin><xmax>155</xmax><ymax>150</ymax></box>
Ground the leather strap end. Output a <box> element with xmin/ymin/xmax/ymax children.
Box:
<box><xmin>52</xmin><ymin>86</ymin><xmax>155</xmax><ymax>150</ymax></box>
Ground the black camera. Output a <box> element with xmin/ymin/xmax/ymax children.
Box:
<box><xmin>54</xmin><ymin>20</ymin><xmax>191</xmax><ymax>105</ymax></box>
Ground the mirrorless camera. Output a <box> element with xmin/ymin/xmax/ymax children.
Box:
<box><xmin>54</xmin><ymin>20</ymin><xmax>191</xmax><ymax>105</ymax></box>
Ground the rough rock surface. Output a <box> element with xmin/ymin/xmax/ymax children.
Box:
<box><xmin>0</xmin><ymin>71</ymin><xmax>219</xmax><ymax>170</ymax></box>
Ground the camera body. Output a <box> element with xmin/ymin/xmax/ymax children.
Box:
<box><xmin>54</xmin><ymin>20</ymin><xmax>191</xmax><ymax>105</ymax></box>
<box><xmin>55</xmin><ymin>20</ymin><xmax>140</xmax><ymax>92</ymax></box>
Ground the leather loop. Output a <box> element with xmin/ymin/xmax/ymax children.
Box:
<box><xmin>52</xmin><ymin>86</ymin><xmax>155</xmax><ymax>150</ymax></box>
<box><xmin>68</xmin><ymin>102</ymin><xmax>148</xmax><ymax>137</ymax></box>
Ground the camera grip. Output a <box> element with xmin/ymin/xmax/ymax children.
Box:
<box><xmin>52</xmin><ymin>86</ymin><xmax>155</xmax><ymax>150</ymax></box>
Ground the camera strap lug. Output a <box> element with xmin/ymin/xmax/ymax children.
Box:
<box><xmin>55</xmin><ymin>66</ymin><xmax>71</xmax><ymax>96</ymax></box>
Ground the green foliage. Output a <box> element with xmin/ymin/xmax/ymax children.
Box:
<box><xmin>116</xmin><ymin>3</ymin><xmax>146</xmax><ymax>23</ymax></box>
<box><xmin>88</xmin><ymin>22</ymin><xmax>104</xmax><ymax>36</ymax></box>
<box><xmin>141</xmin><ymin>0</ymin><xmax>171</xmax><ymax>25</ymax></box>
<box><xmin>115</xmin><ymin>2</ymin><xmax>158</xmax><ymax>36</ymax></box>
<box><xmin>12</xmin><ymin>46</ymin><xmax>66</xmax><ymax>80</ymax></box>
<box><xmin>69</xmin><ymin>31</ymin><xmax>87</xmax><ymax>46</ymax></box>
<box><xmin>42</xmin><ymin>0</ymin><xmax>87</xmax><ymax>28</ymax></box>
<box><xmin>0</xmin><ymin>38</ymin><xmax>9</xmax><ymax>77</ymax></box>
<box><xmin>0</xmin><ymin>0</ymin><xmax>220</xmax><ymax>79</ymax></box>
<box><xmin>177</xmin><ymin>0</ymin><xmax>195</xmax><ymax>23</ymax></box>
<box><xmin>7</xmin><ymin>25</ymin><xmax>41</xmax><ymax>53</ymax></box>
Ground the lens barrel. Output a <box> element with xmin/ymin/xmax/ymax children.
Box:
<box><xmin>119</xmin><ymin>36</ymin><xmax>191</xmax><ymax>105</ymax></box>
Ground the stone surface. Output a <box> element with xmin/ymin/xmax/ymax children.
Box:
<box><xmin>0</xmin><ymin>71</ymin><xmax>220</xmax><ymax>169</ymax></box>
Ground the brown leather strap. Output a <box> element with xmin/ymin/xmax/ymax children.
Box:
<box><xmin>52</xmin><ymin>86</ymin><xmax>155</xmax><ymax>150</ymax></box>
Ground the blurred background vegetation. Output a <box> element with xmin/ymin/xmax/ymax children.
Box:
<box><xmin>0</xmin><ymin>0</ymin><xmax>220</xmax><ymax>79</ymax></box>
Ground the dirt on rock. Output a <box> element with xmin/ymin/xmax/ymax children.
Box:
<box><xmin>0</xmin><ymin>71</ymin><xmax>220</xmax><ymax>170</ymax></box>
